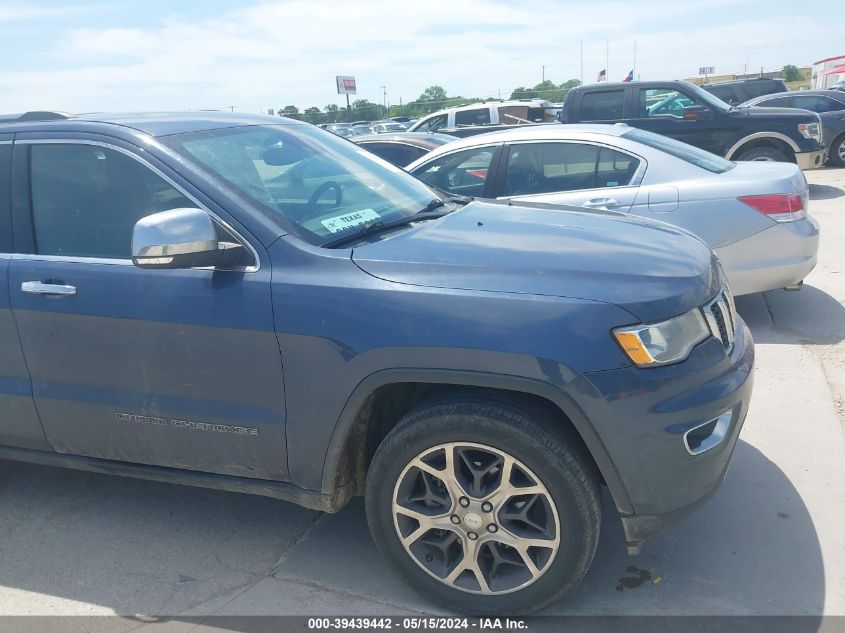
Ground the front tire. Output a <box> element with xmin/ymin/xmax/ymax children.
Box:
<box><xmin>735</xmin><ymin>146</ymin><xmax>790</xmax><ymax>162</ymax></box>
<box><xmin>365</xmin><ymin>395</ymin><xmax>601</xmax><ymax>614</ymax></box>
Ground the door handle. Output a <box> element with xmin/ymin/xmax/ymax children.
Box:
<box><xmin>21</xmin><ymin>281</ymin><xmax>77</xmax><ymax>296</ymax></box>
<box><xmin>582</xmin><ymin>198</ymin><xmax>621</xmax><ymax>209</ymax></box>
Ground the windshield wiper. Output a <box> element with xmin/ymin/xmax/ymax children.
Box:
<box><xmin>323</xmin><ymin>197</ymin><xmax>471</xmax><ymax>249</ymax></box>
<box><xmin>323</xmin><ymin>209</ymin><xmax>450</xmax><ymax>249</ymax></box>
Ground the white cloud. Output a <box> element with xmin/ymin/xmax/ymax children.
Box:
<box><xmin>0</xmin><ymin>4</ymin><xmax>93</xmax><ymax>21</ymax></box>
<box><xmin>0</xmin><ymin>0</ymin><xmax>839</xmax><ymax>113</ymax></box>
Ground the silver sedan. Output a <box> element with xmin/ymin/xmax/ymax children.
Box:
<box><xmin>405</xmin><ymin>124</ymin><xmax>819</xmax><ymax>295</ymax></box>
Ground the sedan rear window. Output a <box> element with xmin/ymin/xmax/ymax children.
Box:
<box><xmin>623</xmin><ymin>128</ymin><xmax>734</xmax><ymax>174</ymax></box>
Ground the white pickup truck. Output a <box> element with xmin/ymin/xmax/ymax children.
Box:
<box><xmin>408</xmin><ymin>99</ymin><xmax>559</xmax><ymax>133</ymax></box>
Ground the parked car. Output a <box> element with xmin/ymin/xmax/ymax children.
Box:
<box><xmin>0</xmin><ymin>110</ymin><xmax>754</xmax><ymax>614</ymax></box>
<box><xmin>831</xmin><ymin>81</ymin><xmax>845</xmax><ymax>92</ymax></box>
<box><xmin>349</xmin><ymin>124</ymin><xmax>375</xmax><ymax>136</ymax></box>
<box><xmin>701</xmin><ymin>77</ymin><xmax>789</xmax><ymax>105</ymax></box>
<box><xmin>560</xmin><ymin>80</ymin><xmax>826</xmax><ymax>169</ymax></box>
<box><xmin>371</xmin><ymin>121</ymin><xmax>408</xmax><ymax>133</ymax></box>
<box><xmin>406</xmin><ymin>124</ymin><xmax>819</xmax><ymax>295</ymax></box>
<box><xmin>739</xmin><ymin>90</ymin><xmax>845</xmax><ymax>166</ymax></box>
<box><xmin>352</xmin><ymin>132</ymin><xmax>457</xmax><ymax>166</ymax></box>
<box><xmin>408</xmin><ymin>99</ymin><xmax>558</xmax><ymax>134</ymax></box>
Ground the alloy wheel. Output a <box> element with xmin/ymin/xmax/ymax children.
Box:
<box><xmin>392</xmin><ymin>442</ymin><xmax>560</xmax><ymax>595</ymax></box>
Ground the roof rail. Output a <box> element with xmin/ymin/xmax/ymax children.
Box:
<box><xmin>0</xmin><ymin>111</ymin><xmax>73</xmax><ymax>124</ymax></box>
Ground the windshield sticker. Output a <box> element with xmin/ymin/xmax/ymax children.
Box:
<box><xmin>321</xmin><ymin>208</ymin><xmax>380</xmax><ymax>233</ymax></box>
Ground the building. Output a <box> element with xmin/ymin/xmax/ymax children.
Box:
<box><xmin>811</xmin><ymin>55</ymin><xmax>845</xmax><ymax>90</ymax></box>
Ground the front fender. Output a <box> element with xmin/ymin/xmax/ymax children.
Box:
<box><xmin>318</xmin><ymin>366</ymin><xmax>634</xmax><ymax>516</ymax></box>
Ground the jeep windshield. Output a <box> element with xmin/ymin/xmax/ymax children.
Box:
<box><xmin>161</xmin><ymin>124</ymin><xmax>444</xmax><ymax>246</ymax></box>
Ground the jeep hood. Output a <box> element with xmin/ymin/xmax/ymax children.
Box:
<box><xmin>351</xmin><ymin>201</ymin><xmax>720</xmax><ymax>323</ymax></box>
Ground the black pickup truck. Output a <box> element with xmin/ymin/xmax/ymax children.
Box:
<box><xmin>558</xmin><ymin>80</ymin><xmax>825</xmax><ymax>168</ymax></box>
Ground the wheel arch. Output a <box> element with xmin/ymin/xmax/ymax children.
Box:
<box><xmin>320</xmin><ymin>368</ymin><xmax>633</xmax><ymax>517</ymax></box>
<box><xmin>725</xmin><ymin>131</ymin><xmax>799</xmax><ymax>161</ymax></box>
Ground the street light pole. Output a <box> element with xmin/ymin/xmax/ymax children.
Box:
<box><xmin>381</xmin><ymin>86</ymin><xmax>387</xmax><ymax>117</ymax></box>
<box><xmin>542</xmin><ymin>65</ymin><xmax>545</xmax><ymax>83</ymax></box>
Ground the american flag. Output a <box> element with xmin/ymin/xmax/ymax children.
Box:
<box><xmin>597</xmin><ymin>69</ymin><xmax>606</xmax><ymax>82</ymax></box>
<box><xmin>622</xmin><ymin>70</ymin><xmax>633</xmax><ymax>82</ymax></box>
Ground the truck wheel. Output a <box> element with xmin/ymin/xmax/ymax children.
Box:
<box><xmin>830</xmin><ymin>134</ymin><xmax>845</xmax><ymax>167</ymax></box>
<box><xmin>365</xmin><ymin>396</ymin><xmax>601</xmax><ymax>614</ymax></box>
<box><xmin>735</xmin><ymin>146</ymin><xmax>789</xmax><ymax>162</ymax></box>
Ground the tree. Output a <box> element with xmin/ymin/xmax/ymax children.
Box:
<box><xmin>511</xmin><ymin>79</ymin><xmax>581</xmax><ymax>102</ymax></box>
<box><xmin>783</xmin><ymin>65</ymin><xmax>804</xmax><ymax>83</ymax></box>
<box><xmin>303</xmin><ymin>106</ymin><xmax>322</xmax><ymax>124</ymax></box>
<box><xmin>279</xmin><ymin>105</ymin><xmax>300</xmax><ymax>119</ymax></box>
<box><xmin>510</xmin><ymin>86</ymin><xmax>537</xmax><ymax>99</ymax></box>
<box><xmin>421</xmin><ymin>85</ymin><xmax>447</xmax><ymax>102</ymax></box>
<box><xmin>351</xmin><ymin>99</ymin><xmax>380</xmax><ymax>121</ymax></box>
<box><xmin>323</xmin><ymin>103</ymin><xmax>340</xmax><ymax>124</ymax></box>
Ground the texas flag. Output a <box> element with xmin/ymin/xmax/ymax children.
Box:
<box><xmin>622</xmin><ymin>70</ymin><xmax>634</xmax><ymax>82</ymax></box>
<box><xmin>597</xmin><ymin>69</ymin><xmax>606</xmax><ymax>82</ymax></box>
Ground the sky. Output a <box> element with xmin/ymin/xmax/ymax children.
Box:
<box><xmin>0</xmin><ymin>0</ymin><xmax>842</xmax><ymax>114</ymax></box>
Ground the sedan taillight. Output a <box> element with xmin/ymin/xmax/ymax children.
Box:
<box><xmin>738</xmin><ymin>193</ymin><xmax>807</xmax><ymax>222</ymax></box>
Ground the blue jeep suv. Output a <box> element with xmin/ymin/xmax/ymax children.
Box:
<box><xmin>0</xmin><ymin>111</ymin><xmax>754</xmax><ymax>613</ymax></box>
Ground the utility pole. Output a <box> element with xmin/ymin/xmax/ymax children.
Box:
<box><xmin>542</xmin><ymin>65</ymin><xmax>545</xmax><ymax>83</ymax></box>
<box><xmin>633</xmin><ymin>40</ymin><xmax>637</xmax><ymax>80</ymax></box>
<box><xmin>580</xmin><ymin>40</ymin><xmax>583</xmax><ymax>83</ymax></box>
<box><xmin>381</xmin><ymin>86</ymin><xmax>387</xmax><ymax>117</ymax></box>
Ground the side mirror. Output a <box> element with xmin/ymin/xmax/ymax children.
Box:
<box><xmin>683</xmin><ymin>105</ymin><xmax>711</xmax><ymax>121</ymax></box>
<box><xmin>132</xmin><ymin>208</ymin><xmax>244</xmax><ymax>270</ymax></box>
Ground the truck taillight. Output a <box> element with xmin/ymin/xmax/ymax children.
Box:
<box><xmin>738</xmin><ymin>193</ymin><xmax>806</xmax><ymax>222</ymax></box>
<box><xmin>798</xmin><ymin>122</ymin><xmax>821</xmax><ymax>142</ymax></box>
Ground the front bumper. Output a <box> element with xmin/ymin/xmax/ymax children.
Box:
<box><xmin>716</xmin><ymin>215</ymin><xmax>820</xmax><ymax>295</ymax></box>
<box><xmin>796</xmin><ymin>148</ymin><xmax>825</xmax><ymax>170</ymax></box>
<box><xmin>577</xmin><ymin>316</ymin><xmax>754</xmax><ymax>553</ymax></box>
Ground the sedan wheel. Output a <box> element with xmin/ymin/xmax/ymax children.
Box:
<box><xmin>831</xmin><ymin>135</ymin><xmax>845</xmax><ymax>167</ymax></box>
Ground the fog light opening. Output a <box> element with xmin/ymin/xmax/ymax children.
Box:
<box><xmin>684</xmin><ymin>411</ymin><xmax>732</xmax><ymax>456</ymax></box>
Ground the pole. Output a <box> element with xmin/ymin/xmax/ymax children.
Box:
<box><xmin>542</xmin><ymin>65</ymin><xmax>545</xmax><ymax>83</ymax></box>
<box><xmin>580</xmin><ymin>41</ymin><xmax>583</xmax><ymax>83</ymax></box>
<box><xmin>346</xmin><ymin>94</ymin><xmax>351</xmax><ymax>123</ymax></box>
<box><xmin>606</xmin><ymin>40</ymin><xmax>609</xmax><ymax>81</ymax></box>
<box><xmin>633</xmin><ymin>40</ymin><xmax>637</xmax><ymax>80</ymax></box>
<box><xmin>381</xmin><ymin>86</ymin><xmax>387</xmax><ymax>117</ymax></box>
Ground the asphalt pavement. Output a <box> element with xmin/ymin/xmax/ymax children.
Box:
<box><xmin>1</xmin><ymin>167</ymin><xmax>843</xmax><ymax>625</ymax></box>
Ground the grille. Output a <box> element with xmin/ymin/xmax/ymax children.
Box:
<box><xmin>703</xmin><ymin>286</ymin><xmax>736</xmax><ymax>350</ymax></box>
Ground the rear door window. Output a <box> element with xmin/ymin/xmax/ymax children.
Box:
<box><xmin>792</xmin><ymin>95</ymin><xmax>844</xmax><ymax>113</ymax></box>
<box><xmin>755</xmin><ymin>95</ymin><xmax>791</xmax><ymax>107</ymax></box>
<box><xmin>361</xmin><ymin>143</ymin><xmax>426</xmax><ymax>167</ymax></box>
<box><xmin>502</xmin><ymin>143</ymin><xmax>640</xmax><ymax>196</ymax></box>
<box><xmin>455</xmin><ymin>108</ymin><xmax>491</xmax><ymax>126</ymax></box>
<box><xmin>579</xmin><ymin>90</ymin><xmax>625</xmax><ymax>121</ymax></box>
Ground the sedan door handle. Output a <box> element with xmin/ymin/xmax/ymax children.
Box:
<box><xmin>21</xmin><ymin>281</ymin><xmax>77</xmax><ymax>296</ymax></box>
<box><xmin>582</xmin><ymin>198</ymin><xmax>621</xmax><ymax>209</ymax></box>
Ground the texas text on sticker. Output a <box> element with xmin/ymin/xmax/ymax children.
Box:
<box><xmin>321</xmin><ymin>209</ymin><xmax>380</xmax><ymax>233</ymax></box>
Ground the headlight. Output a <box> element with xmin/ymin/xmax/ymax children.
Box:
<box><xmin>613</xmin><ymin>309</ymin><xmax>709</xmax><ymax>367</ymax></box>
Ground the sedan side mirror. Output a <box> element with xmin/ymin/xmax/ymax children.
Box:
<box><xmin>132</xmin><ymin>208</ymin><xmax>244</xmax><ymax>270</ymax></box>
